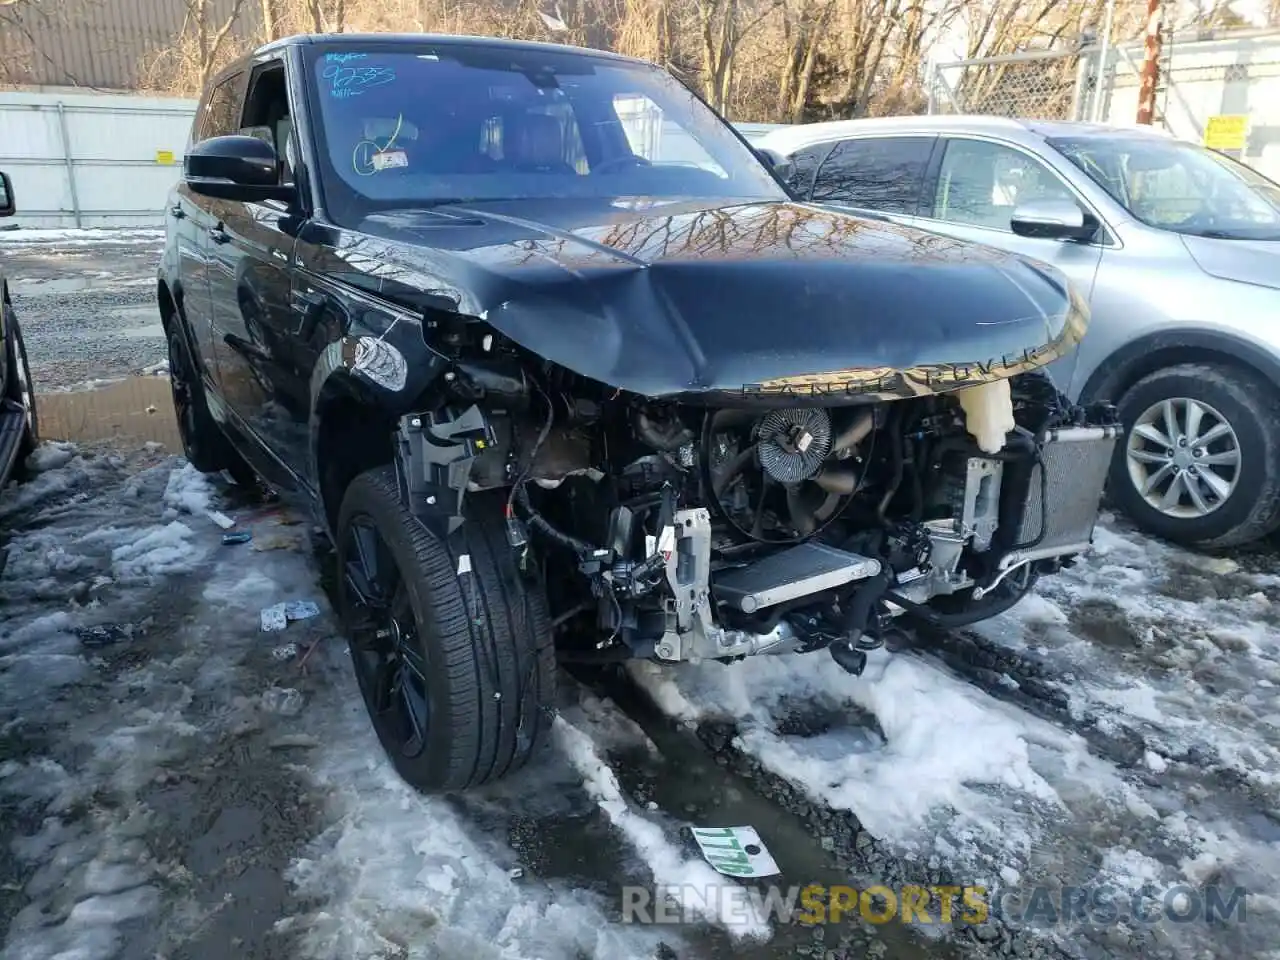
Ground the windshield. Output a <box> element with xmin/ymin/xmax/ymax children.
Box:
<box><xmin>1048</xmin><ymin>135</ymin><xmax>1280</xmax><ymax>239</ymax></box>
<box><xmin>304</xmin><ymin>42</ymin><xmax>785</xmax><ymax>224</ymax></box>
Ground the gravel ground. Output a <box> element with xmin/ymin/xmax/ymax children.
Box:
<box><xmin>1</xmin><ymin>232</ymin><xmax>166</xmax><ymax>391</ymax></box>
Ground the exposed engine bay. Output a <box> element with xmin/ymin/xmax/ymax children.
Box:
<box><xmin>396</xmin><ymin>331</ymin><xmax>1119</xmax><ymax>677</ymax></box>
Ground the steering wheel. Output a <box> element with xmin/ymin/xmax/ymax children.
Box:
<box><xmin>593</xmin><ymin>154</ymin><xmax>653</xmax><ymax>175</ymax></box>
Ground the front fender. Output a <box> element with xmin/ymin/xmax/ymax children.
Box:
<box><xmin>1078</xmin><ymin>326</ymin><xmax>1280</xmax><ymax>405</ymax></box>
<box><xmin>305</xmin><ymin>278</ymin><xmax>450</xmax><ymax>493</ymax></box>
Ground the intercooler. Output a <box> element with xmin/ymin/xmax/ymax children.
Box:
<box><xmin>1005</xmin><ymin>425</ymin><xmax>1120</xmax><ymax>568</ymax></box>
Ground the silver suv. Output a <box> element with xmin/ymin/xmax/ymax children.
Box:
<box><xmin>757</xmin><ymin>115</ymin><xmax>1280</xmax><ymax>549</ymax></box>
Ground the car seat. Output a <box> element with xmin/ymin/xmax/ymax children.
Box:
<box><xmin>508</xmin><ymin>113</ymin><xmax>574</xmax><ymax>175</ymax></box>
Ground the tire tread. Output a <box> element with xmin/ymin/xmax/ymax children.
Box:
<box><xmin>338</xmin><ymin>467</ymin><xmax>555</xmax><ymax>792</ymax></box>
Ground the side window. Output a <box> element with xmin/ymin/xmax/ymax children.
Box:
<box><xmin>932</xmin><ymin>139</ymin><xmax>1077</xmax><ymax>231</ymax></box>
<box><xmin>783</xmin><ymin>145</ymin><xmax>829</xmax><ymax>197</ymax></box>
<box><xmin>810</xmin><ymin>136</ymin><xmax>934</xmax><ymax>213</ymax></box>
<box><xmin>612</xmin><ymin>94</ymin><xmax>724</xmax><ymax>176</ymax></box>
<box><xmin>240</xmin><ymin>62</ymin><xmax>293</xmax><ymax>182</ymax></box>
<box><xmin>196</xmin><ymin>74</ymin><xmax>244</xmax><ymax>143</ymax></box>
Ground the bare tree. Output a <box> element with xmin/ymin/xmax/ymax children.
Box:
<box><xmin>193</xmin><ymin>0</ymin><xmax>249</xmax><ymax>89</ymax></box>
<box><xmin>260</xmin><ymin>0</ymin><xmax>280</xmax><ymax>39</ymax></box>
<box><xmin>775</xmin><ymin>0</ymin><xmax>834</xmax><ymax>121</ymax></box>
<box><xmin>615</xmin><ymin>0</ymin><xmax>673</xmax><ymax>64</ymax></box>
<box><xmin>135</xmin><ymin>0</ymin><xmax>249</xmax><ymax>95</ymax></box>
<box><xmin>305</xmin><ymin>0</ymin><xmax>348</xmax><ymax>32</ymax></box>
<box><xmin>697</xmin><ymin>0</ymin><xmax>783</xmax><ymax>111</ymax></box>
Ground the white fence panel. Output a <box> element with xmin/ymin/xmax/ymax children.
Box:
<box><xmin>0</xmin><ymin>90</ymin><xmax>197</xmax><ymax>229</ymax></box>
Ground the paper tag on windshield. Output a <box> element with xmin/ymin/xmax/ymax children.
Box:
<box><xmin>689</xmin><ymin>826</ymin><xmax>780</xmax><ymax>878</ymax></box>
<box><xmin>372</xmin><ymin>150</ymin><xmax>407</xmax><ymax>171</ymax></box>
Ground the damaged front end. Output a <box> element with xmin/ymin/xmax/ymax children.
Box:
<box><xmin>390</xmin><ymin>312</ymin><xmax>1117</xmax><ymax>678</ymax></box>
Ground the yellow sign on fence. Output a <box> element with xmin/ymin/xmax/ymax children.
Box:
<box><xmin>1203</xmin><ymin>115</ymin><xmax>1249</xmax><ymax>151</ymax></box>
<box><xmin>155</xmin><ymin>149</ymin><xmax>176</xmax><ymax>165</ymax></box>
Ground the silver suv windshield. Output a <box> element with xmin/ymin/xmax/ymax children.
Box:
<box><xmin>1048</xmin><ymin>134</ymin><xmax>1280</xmax><ymax>240</ymax></box>
<box><xmin>303</xmin><ymin>42</ymin><xmax>785</xmax><ymax>224</ymax></box>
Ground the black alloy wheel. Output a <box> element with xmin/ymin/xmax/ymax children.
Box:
<box><xmin>343</xmin><ymin>514</ymin><xmax>433</xmax><ymax>759</ymax></box>
<box><xmin>166</xmin><ymin>324</ymin><xmax>256</xmax><ymax>485</ymax></box>
<box><xmin>335</xmin><ymin>468</ymin><xmax>557</xmax><ymax>792</ymax></box>
<box><xmin>5</xmin><ymin>305</ymin><xmax>37</xmax><ymax>459</ymax></box>
<box><xmin>167</xmin><ymin>327</ymin><xmax>201</xmax><ymax>461</ymax></box>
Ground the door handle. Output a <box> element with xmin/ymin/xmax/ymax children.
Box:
<box><xmin>169</xmin><ymin>203</ymin><xmax>185</xmax><ymax>219</ymax></box>
<box><xmin>209</xmin><ymin>224</ymin><xmax>230</xmax><ymax>244</ymax></box>
<box><xmin>292</xmin><ymin>288</ymin><xmax>327</xmax><ymax>340</ymax></box>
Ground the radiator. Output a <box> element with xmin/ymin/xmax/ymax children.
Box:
<box><xmin>1006</xmin><ymin>425</ymin><xmax>1119</xmax><ymax>568</ymax></box>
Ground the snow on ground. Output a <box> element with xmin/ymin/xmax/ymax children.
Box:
<box><xmin>4</xmin><ymin>438</ymin><xmax>1276</xmax><ymax>960</ymax></box>
<box><xmin>278</xmin><ymin>698</ymin><xmax>675</xmax><ymax>960</ymax></box>
<box><xmin>628</xmin><ymin>647</ymin><xmax>1108</xmax><ymax>873</ymax></box>
<box><xmin>0</xmin><ymin>228</ymin><xmax>165</xmax><ymax>248</ymax></box>
<box><xmin>556</xmin><ymin>715</ymin><xmax>772</xmax><ymax>939</ymax></box>
<box><xmin>4</xmin><ymin>232</ymin><xmax>167</xmax><ymax>391</ymax></box>
<box><xmin>0</xmin><ymin>445</ymin><xmax>754</xmax><ymax>960</ymax></box>
<box><xmin>628</xmin><ymin>511</ymin><xmax>1280</xmax><ymax>958</ymax></box>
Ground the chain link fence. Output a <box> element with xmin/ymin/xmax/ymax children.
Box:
<box><xmin>927</xmin><ymin>29</ymin><xmax>1280</xmax><ymax>181</ymax></box>
<box><xmin>927</xmin><ymin>49</ymin><xmax>1087</xmax><ymax>121</ymax></box>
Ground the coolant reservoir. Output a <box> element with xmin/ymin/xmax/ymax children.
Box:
<box><xmin>957</xmin><ymin>379</ymin><xmax>1015</xmax><ymax>454</ymax></box>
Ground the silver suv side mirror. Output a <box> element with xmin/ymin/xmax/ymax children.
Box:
<box><xmin>1010</xmin><ymin>198</ymin><xmax>1096</xmax><ymax>242</ymax></box>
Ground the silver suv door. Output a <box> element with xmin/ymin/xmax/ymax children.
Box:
<box><xmin>912</xmin><ymin>136</ymin><xmax>1105</xmax><ymax>301</ymax></box>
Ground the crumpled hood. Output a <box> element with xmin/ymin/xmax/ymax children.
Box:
<box><xmin>1182</xmin><ymin>234</ymin><xmax>1280</xmax><ymax>291</ymax></box>
<box><xmin>331</xmin><ymin>197</ymin><xmax>1087</xmax><ymax>401</ymax></box>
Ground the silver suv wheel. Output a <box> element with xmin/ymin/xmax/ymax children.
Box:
<box><xmin>1124</xmin><ymin>396</ymin><xmax>1241</xmax><ymax>518</ymax></box>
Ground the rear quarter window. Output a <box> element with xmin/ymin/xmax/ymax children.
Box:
<box><xmin>782</xmin><ymin>145</ymin><xmax>829</xmax><ymax>197</ymax></box>
<box><xmin>195</xmin><ymin>74</ymin><xmax>245</xmax><ymax>143</ymax></box>
<box><xmin>811</xmin><ymin>136</ymin><xmax>935</xmax><ymax>214</ymax></box>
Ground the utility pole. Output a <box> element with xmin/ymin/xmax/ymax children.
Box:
<box><xmin>1136</xmin><ymin>0</ymin><xmax>1164</xmax><ymax>124</ymax></box>
<box><xmin>1093</xmin><ymin>0</ymin><xmax>1115</xmax><ymax>122</ymax></box>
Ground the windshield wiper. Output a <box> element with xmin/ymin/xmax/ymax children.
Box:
<box><xmin>1184</xmin><ymin>227</ymin><xmax>1280</xmax><ymax>241</ymax></box>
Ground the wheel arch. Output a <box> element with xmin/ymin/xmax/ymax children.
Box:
<box><xmin>311</xmin><ymin>370</ymin><xmax>398</xmax><ymax>533</ymax></box>
<box><xmin>1079</xmin><ymin>328</ymin><xmax>1280</xmax><ymax>406</ymax></box>
<box><xmin>158</xmin><ymin>279</ymin><xmax>177</xmax><ymax>332</ymax></box>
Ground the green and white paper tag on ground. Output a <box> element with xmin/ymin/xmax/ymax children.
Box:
<box><xmin>689</xmin><ymin>826</ymin><xmax>780</xmax><ymax>878</ymax></box>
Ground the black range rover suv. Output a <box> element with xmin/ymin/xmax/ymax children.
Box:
<box><xmin>159</xmin><ymin>33</ymin><xmax>1116</xmax><ymax>793</ymax></box>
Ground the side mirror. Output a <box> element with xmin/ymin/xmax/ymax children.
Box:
<box><xmin>184</xmin><ymin>135</ymin><xmax>295</xmax><ymax>203</ymax></box>
<box><xmin>755</xmin><ymin>147</ymin><xmax>794</xmax><ymax>184</ymax></box>
<box><xmin>1010</xmin><ymin>198</ymin><xmax>1096</xmax><ymax>241</ymax></box>
<box><xmin>0</xmin><ymin>172</ymin><xmax>14</xmax><ymax>218</ymax></box>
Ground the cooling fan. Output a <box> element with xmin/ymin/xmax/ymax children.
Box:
<box><xmin>705</xmin><ymin>407</ymin><xmax>864</xmax><ymax>541</ymax></box>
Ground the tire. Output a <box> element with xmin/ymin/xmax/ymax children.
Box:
<box><xmin>1109</xmin><ymin>362</ymin><xmax>1280</xmax><ymax>549</ymax></box>
<box><xmin>4</xmin><ymin>302</ymin><xmax>37</xmax><ymax>461</ymax></box>
<box><xmin>336</xmin><ymin>467</ymin><xmax>557</xmax><ymax>792</ymax></box>
<box><xmin>166</xmin><ymin>321</ymin><xmax>255</xmax><ymax>485</ymax></box>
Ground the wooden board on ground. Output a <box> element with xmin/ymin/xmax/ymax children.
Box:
<box><xmin>39</xmin><ymin>376</ymin><xmax>181</xmax><ymax>450</ymax></box>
